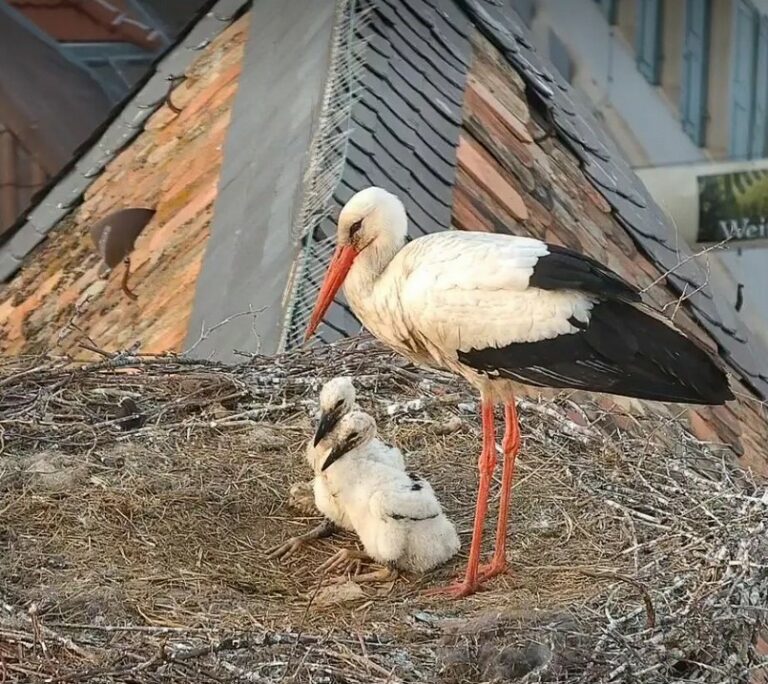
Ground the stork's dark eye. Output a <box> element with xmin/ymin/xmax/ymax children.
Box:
<box><xmin>349</xmin><ymin>219</ymin><xmax>363</xmax><ymax>237</ymax></box>
<box><xmin>334</xmin><ymin>398</ymin><xmax>344</xmax><ymax>408</ymax></box>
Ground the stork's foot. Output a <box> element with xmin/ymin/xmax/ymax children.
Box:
<box><xmin>477</xmin><ymin>557</ymin><xmax>508</xmax><ymax>582</ymax></box>
<box><xmin>318</xmin><ymin>548</ymin><xmax>369</xmax><ymax>577</ymax></box>
<box><xmin>266</xmin><ymin>535</ymin><xmax>307</xmax><ymax>561</ymax></box>
<box><xmin>423</xmin><ymin>578</ymin><xmax>485</xmax><ymax>599</ymax></box>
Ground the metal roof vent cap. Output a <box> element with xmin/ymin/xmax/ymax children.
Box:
<box><xmin>89</xmin><ymin>208</ymin><xmax>155</xmax><ymax>300</ymax></box>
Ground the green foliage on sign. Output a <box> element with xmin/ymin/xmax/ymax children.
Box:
<box><xmin>697</xmin><ymin>169</ymin><xmax>768</xmax><ymax>243</ymax></box>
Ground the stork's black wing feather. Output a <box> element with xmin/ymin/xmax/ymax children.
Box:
<box><xmin>458</xmin><ymin>300</ymin><xmax>733</xmax><ymax>405</ymax></box>
<box><xmin>530</xmin><ymin>244</ymin><xmax>641</xmax><ymax>302</ymax></box>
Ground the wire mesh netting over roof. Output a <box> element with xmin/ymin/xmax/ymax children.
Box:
<box><xmin>0</xmin><ymin>338</ymin><xmax>766</xmax><ymax>683</ymax></box>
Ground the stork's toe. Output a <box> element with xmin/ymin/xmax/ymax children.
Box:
<box><xmin>423</xmin><ymin>578</ymin><xmax>486</xmax><ymax>599</ymax></box>
<box><xmin>476</xmin><ymin>558</ymin><xmax>509</xmax><ymax>582</ymax></box>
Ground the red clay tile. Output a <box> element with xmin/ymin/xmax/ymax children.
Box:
<box><xmin>0</xmin><ymin>15</ymin><xmax>250</xmax><ymax>358</ymax></box>
<box><xmin>466</xmin><ymin>79</ymin><xmax>533</xmax><ymax>143</ymax></box>
<box><xmin>457</xmin><ymin>136</ymin><xmax>529</xmax><ymax>221</ymax></box>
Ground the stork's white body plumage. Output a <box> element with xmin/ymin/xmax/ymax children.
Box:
<box><xmin>305</xmin><ymin>186</ymin><xmax>732</xmax><ymax>597</ymax></box>
<box><xmin>343</xmin><ymin>232</ymin><xmax>594</xmax><ymax>397</ymax></box>
<box><xmin>320</xmin><ymin>412</ymin><xmax>460</xmax><ymax>573</ymax></box>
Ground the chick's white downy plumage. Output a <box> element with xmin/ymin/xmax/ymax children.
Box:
<box><xmin>320</xmin><ymin>411</ymin><xmax>460</xmax><ymax>574</ymax></box>
<box><xmin>267</xmin><ymin>377</ymin><xmax>407</xmax><ymax>563</ymax></box>
<box><xmin>305</xmin><ymin>377</ymin><xmax>406</xmax><ymax>531</ymax></box>
<box><xmin>309</xmin><ymin>376</ymin><xmax>405</xmax><ymax>469</ymax></box>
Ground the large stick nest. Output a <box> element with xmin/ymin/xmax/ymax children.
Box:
<box><xmin>0</xmin><ymin>338</ymin><xmax>766</xmax><ymax>683</ymax></box>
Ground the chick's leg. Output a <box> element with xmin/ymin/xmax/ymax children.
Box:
<box><xmin>267</xmin><ymin>519</ymin><xmax>337</xmax><ymax>561</ymax></box>
<box><xmin>322</xmin><ymin>551</ymin><xmax>398</xmax><ymax>584</ymax></box>
<box><xmin>345</xmin><ymin>560</ymin><xmax>398</xmax><ymax>583</ymax></box>
<box><xmin>318</xmin><ymin>547</ymin><xmax>369</xmax><ymax>576</ymax></box>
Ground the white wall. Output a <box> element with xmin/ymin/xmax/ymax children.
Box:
<box><xmin>532</xmin><ymin>0</ymin><xmax>706</xmax><ymax>167</ymax></box>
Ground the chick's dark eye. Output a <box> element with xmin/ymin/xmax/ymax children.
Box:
<box><xmin>349</xmin><ymin>219</ymin><xmax>363</xmax><ymax>237</ymax></box>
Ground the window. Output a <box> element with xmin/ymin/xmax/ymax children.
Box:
<box><xmin>730</xmin><ymin>1</ymin><xmax>758</xmax><ymax>158</ymax></box>
<box><xmin>60</xmin><ymin>43</ymin><xmax>157</xmax><ymax>105</ymax></box>
<box><xmin>751</xmin><ymin>16</ymin><xmax>768</xmax><ymax>158</ymax></box>
<box><xmin>595</xmin><ymin>0</ymin><xmax>618</xmax><ymax>25</ymax></box>
<box><xmin>729</xmin><ymin>1</ymin><xmax>768</xmax><ymax>159</ymax></box>
<box><xmin>636</xmin><ymin>0</ymin><xmax>663</xmax><ymax>84</ymax></box>
<box><xmin>680</xmin><ymin>0</ymin><xmax>711</xmax><ymax>146</ymax></box>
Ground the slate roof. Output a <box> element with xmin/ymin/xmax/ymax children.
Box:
<box><xmin>283</xmin><ymin>0</ymin><xmax>473</xmax><ymax>349</ymax></box>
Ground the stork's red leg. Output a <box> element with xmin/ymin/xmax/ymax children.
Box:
<box><xmin>425</xmin><ymin>399</ymin><xmax>496</xmax><ymax>598</ymax></box>
<box><xmin>478</xmin><ymin>399</ymin><xmax>520</xmax><ymax>581</ymax></box>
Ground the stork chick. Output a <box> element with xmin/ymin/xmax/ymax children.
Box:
<box><xmin>318</xmin><ymin>411</ymin><xmax>460</xmax><ymax>581</ymax></box>
<box><xmin>293</xmin><ymin>377</ymin><xmax>406</xmax><ymax>511</ymax></box>
<box><xmin>268</xmin><ymin>377</ymin><xmax>406</xmax><ymax>561</ymax></box>
<box><xmin>312</xmin><ymin>376</ymin><xmax>405</xmax><ymax>469</ymax></box>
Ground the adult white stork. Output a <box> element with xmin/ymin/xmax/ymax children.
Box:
<box><xmin>304</xmin><ymin>186</ymin><xmax>733</xmax><ymax>598</ymax></box>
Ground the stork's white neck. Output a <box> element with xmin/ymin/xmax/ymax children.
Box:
<box><xmin>346</xmin><ymin>231</ymin><xmax>406</xmax><ymax>295</ymax></box>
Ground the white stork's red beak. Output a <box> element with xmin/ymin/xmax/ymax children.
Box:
<box><xmin>305</xmin><ymin>245</ymin><xmax>358</xmax><ymax>340</ymax></box>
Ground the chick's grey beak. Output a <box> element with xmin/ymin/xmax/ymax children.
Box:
<box><xmin>320</xmin><ymin>432</ymin><xmax>361</xmax><ymax>472</ymax></box>
<box><xmin>314</xmin><ymin>405</ymin><xmax>343</xmax><ymax>446</ymax></box>
<box><xmin>320</xmin><ymin>443</ymin><xmax>347</xmax><ymax>472</ymax></box>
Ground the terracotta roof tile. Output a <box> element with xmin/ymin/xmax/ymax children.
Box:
<box><xmin>466</xmin><ymin>78</ymin><xmax>533</xmax><ymax>143</ymax></box>
<box><xmin>457</xmin><ymin>135</ymin><xmax>529</xmax><ymax>221</ymax></box>
<box><xmin>0</xmin><ymin>15</ymin><xmax>249</xmax><ymax>358</ymax></box>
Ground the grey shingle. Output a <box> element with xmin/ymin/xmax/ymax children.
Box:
<box><xmin>8</xmin><ymin>225</ymin><xmax>46</xmax><ymax>260</ymax></box>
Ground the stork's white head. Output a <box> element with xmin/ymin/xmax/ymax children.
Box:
<box><xmin>314</xmin><ymin>376</ymin><xmax>356</xmax><ymax>446</ymax></box>
<box><xmin>337</xmin><ymin>187</ymin><xmax>407</xmax><ymax>252</ymax></box>
<box><xmin>319</xmin><ymin>410</ymin><xmax>377</xmax><ymax>472</ymax></box>
<box><xmin>305</xmin><ymin>187</ymin><xmax>407</xmax><ymax>340</ymax></box>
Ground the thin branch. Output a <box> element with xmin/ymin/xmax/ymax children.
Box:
<box><xmin>640</xmin><ymin>238</ymin><xmax>730</xmax><ymax>294</ymax></box>
<box><xmin>183</xmin><ymin>306</ymin><xmax>266</xmax><ymax>357</ymax></box>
